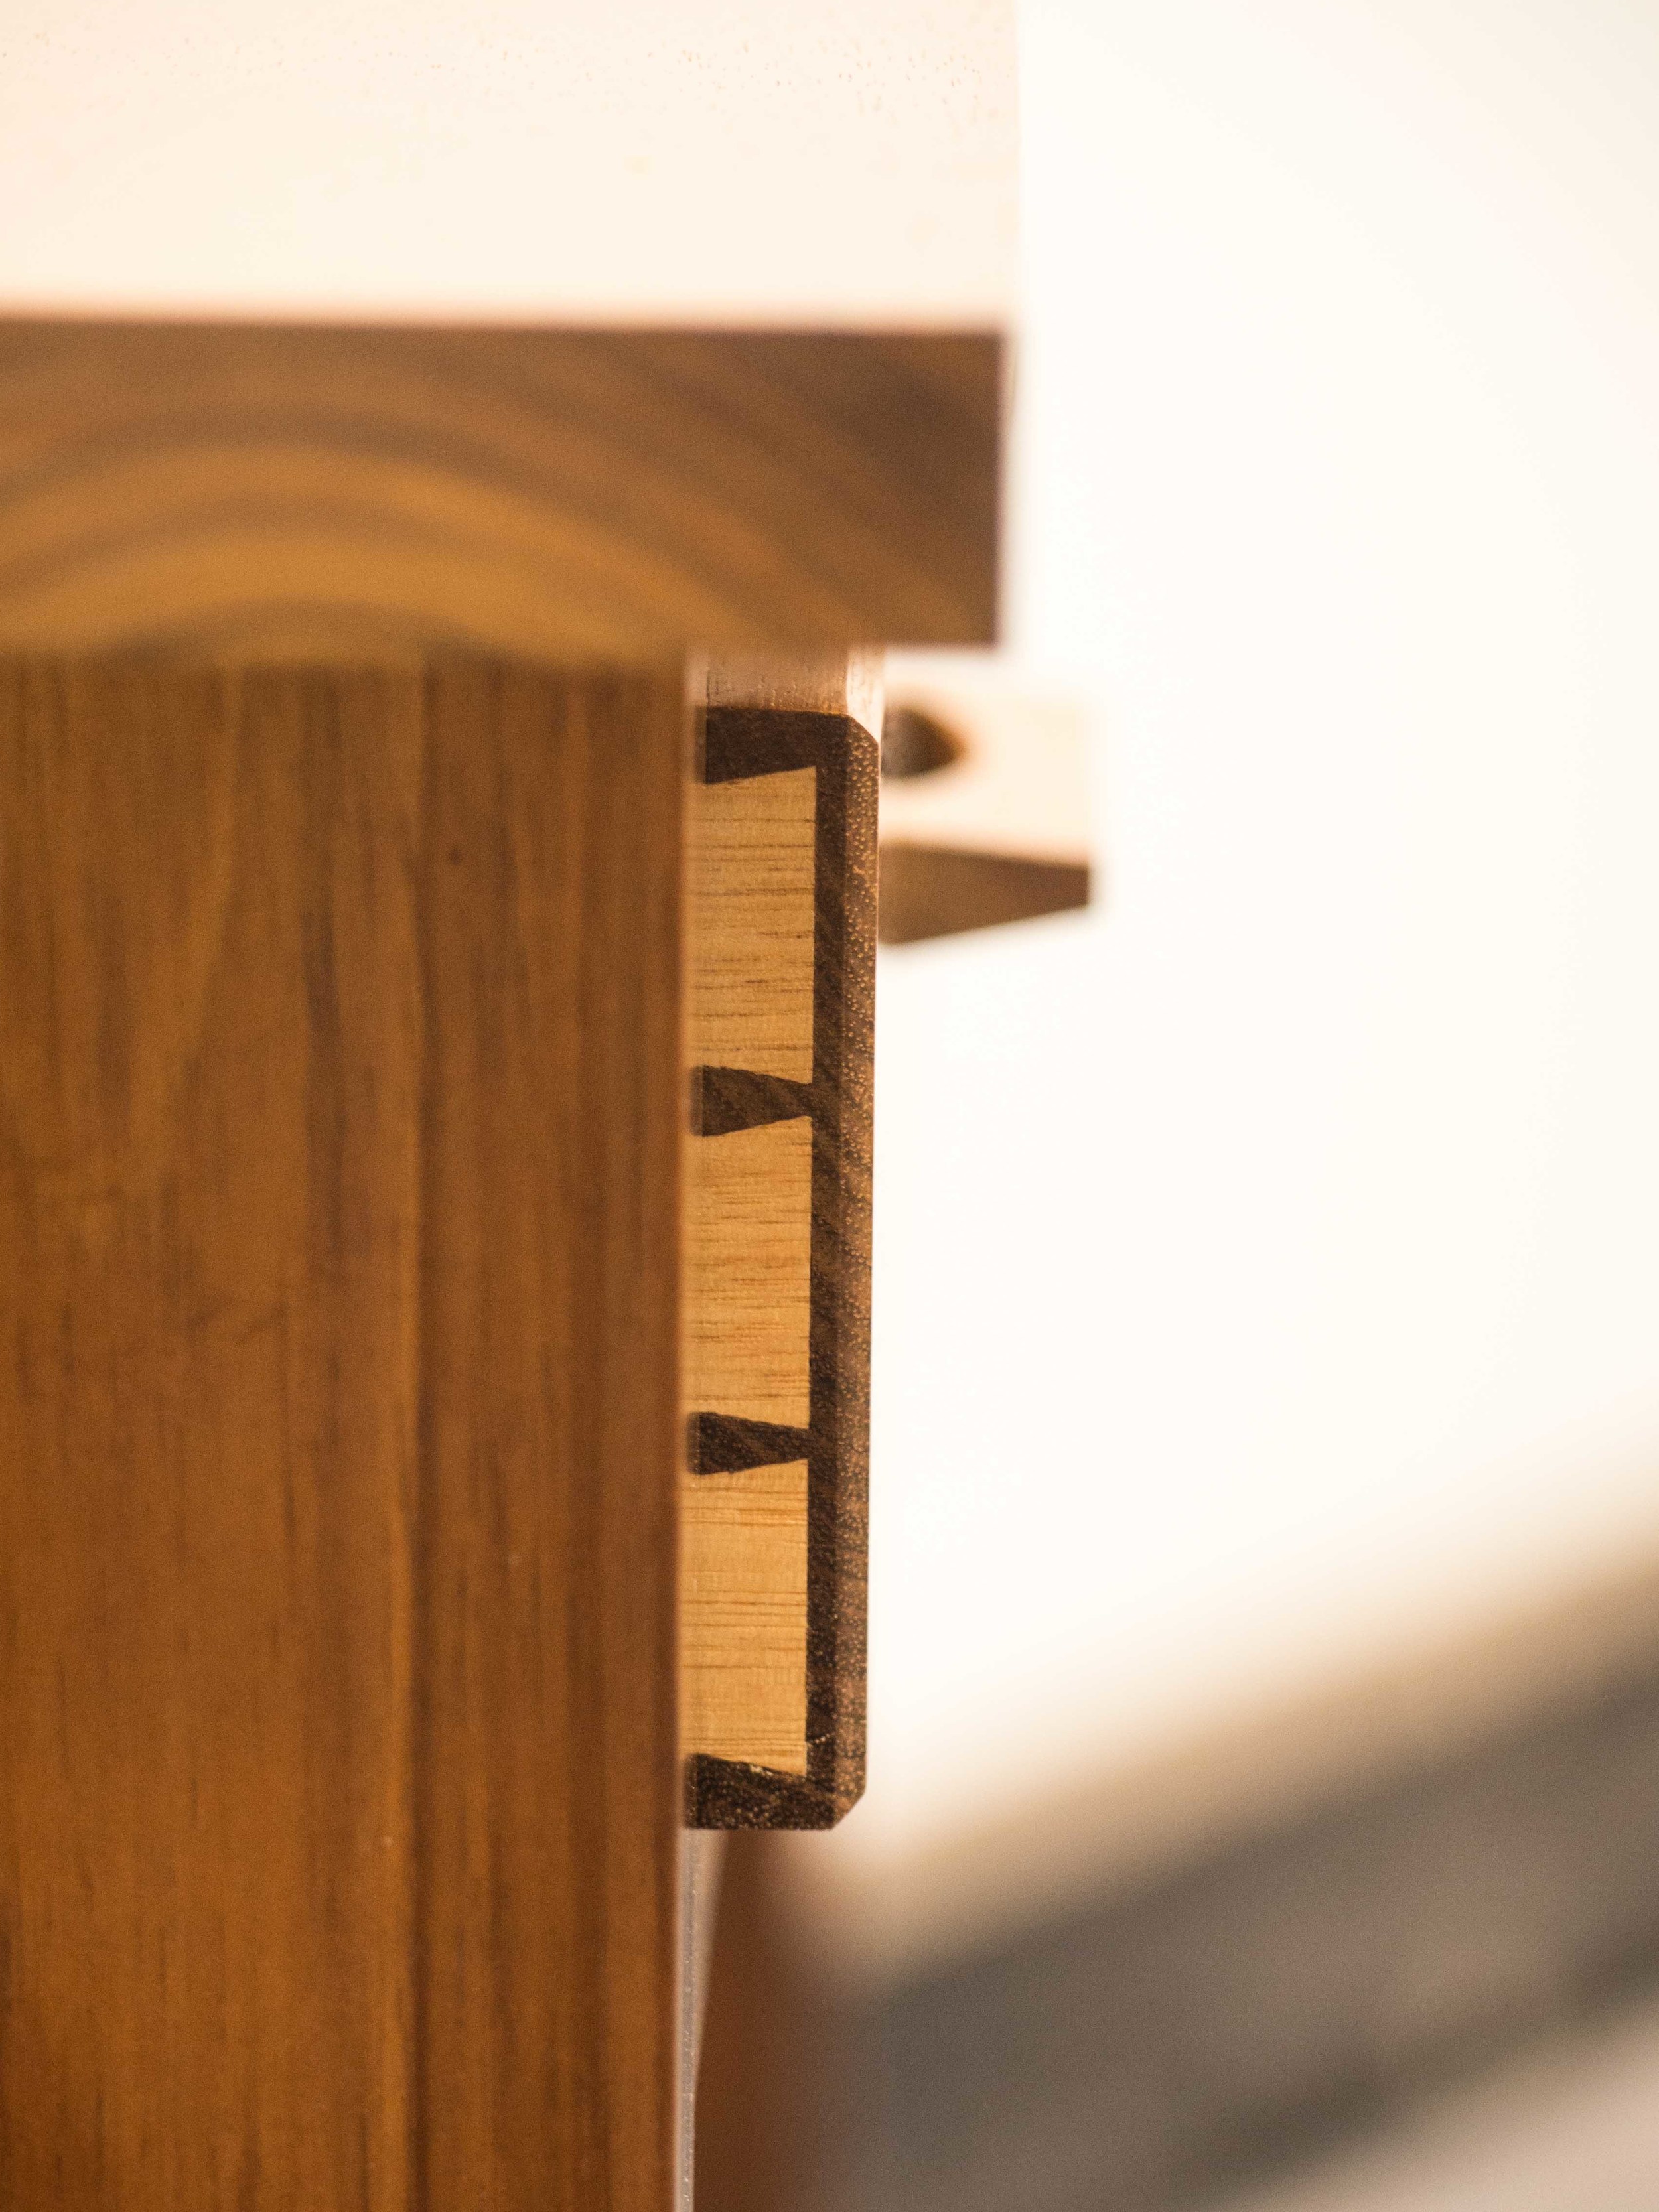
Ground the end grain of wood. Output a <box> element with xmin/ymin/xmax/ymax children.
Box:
<box><xmin>683</xmin><ymin>1119</ymin><xmax>814</xmax><ymax>1430</ymax></box>
<box><xmin>682</xmin><ymin>1464</ymin><xmax>811</xmax><ymax>1776</ymax></box>
<box><xmin>688</xmin><ymin>768</ymin><xmax>817</xmax><ymax>1083</ymax></box>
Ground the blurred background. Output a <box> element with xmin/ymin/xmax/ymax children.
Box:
<box><xmin>699</xmin><ymin>1</ymin><xmax>1659</xmax><ymax>2205</ymax></box>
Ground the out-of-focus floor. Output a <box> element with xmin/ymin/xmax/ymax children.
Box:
<box><xmin>1212</xmin><ymin>1997</ymin><xmax>1659</xmax><ymax>2212</ymax></box>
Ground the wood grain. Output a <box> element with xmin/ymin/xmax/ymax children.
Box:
<box><xmin>706</xmin><ymin>652</ymin><xmax>887</xmax><ymax>740</ymax></box>
<box><xmin>682</xmin><ymin>1464</ymin><xmax>810</xmax><ymax>1777</ymax></box>
<box><xmin>689</xmin><ymin>769</ymin><xmax>817</xmax><ymax>1083</ymax></box>
<box><xmin>684</xmin><ymin>1119</ymin><xmax>814</xmax><ymax>1428</ymax></box>
<box><xmin>683</xmin><ymin>689</ymin><xmax>876</xmax><ymax>1830</ymax></box>
<box><xmin>0</xmin><ymin>653</ymin><xmax>684</xmax><ymax>2211</ymax></box>
<box><xmin>0</xmin><ymin>323</ymin><xmax>1001</xmax><ymax>659</ymax></box>
<box><xmin>0</xmin><ymin>658</ymin><xmax>421</xmax><ymax>2207</ymax></box>
<box><xmin>416</xmin><ymin>660</ymin><xmax>684</xmax><ymax>2212</ymax></box>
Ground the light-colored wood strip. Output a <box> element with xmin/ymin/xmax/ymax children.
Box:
<box><xmin>684</xmin><ymin>1119</ymin><xmax>813</xmax><ymax>1428</ymax></box>
<box><xmin>689</xmin><ymin>768</ymin><xmax>817</xmax><ymax>1082</ymax></box>
<box><xmin>705</xmin><ymin>650</ymin><xmax>885</xmax><ymax>739</ymax></box>
<box><xmin>682</xmin><ymin>656</ymin><xmax>877</xmax><ymax>1831</ymax></box>
<box><xmin>682</xmin><ymin>1464</ymin><xmax>810</xmax><ymax>1776</ymax></box>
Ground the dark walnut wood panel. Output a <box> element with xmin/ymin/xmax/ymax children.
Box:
<box><xmin>0</xmin><ymin>654</ymin><xmax>684</xmax><ymax>2212</ymax></box>
<box><xmin>683</xmin><ymin>706</ymin><xmax>876</xmax><ymax>1831</ymax></box>
<box><xmin>0</xmin><ymin>324</ymin><xmax>1001</xmax><ymax>659</ymax></box>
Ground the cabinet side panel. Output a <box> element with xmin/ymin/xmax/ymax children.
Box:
<box><xmin>417</xmin><ymin>660</ymin><xmax>684</xmax><ymax>2212</ymax></box>
<box><xmin>0</xmin><ymin>659</ymin><xmax>424</xmax><ymax>2207</ymax></box>
<box><xmin>0</xmin><ymin>654</ymin><xmax>684</xmax><ymax>2211</ymax></box>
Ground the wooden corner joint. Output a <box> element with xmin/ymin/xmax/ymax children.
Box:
<box><xmin>680</xmin><ymin>656</ymin><xmax>879</xmax><ymax>1829</ymax></box>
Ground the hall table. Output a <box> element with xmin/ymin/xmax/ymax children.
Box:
<box><xmin>0</xmin><ymin>9</ymin><xmax>1013</xmax><ymax>2207</ymax></box>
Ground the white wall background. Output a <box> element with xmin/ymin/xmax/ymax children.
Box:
<box><xmin>854</xmin><ymin>0</ymin><xmax>1659</xmax><ymax>1874</ymax></box>
<box><xmin>0</xmin><ymin>0</ymin><xmax>1013</xmax><ymax>323</ymax></box>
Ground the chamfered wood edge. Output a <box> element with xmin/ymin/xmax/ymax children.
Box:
<box><xmin>685</xmin><ymin>707</ymin><xmax>874</xmax><ymax>1829</ymax></box>
<box><xmin>878</xmin><ymin>843</ymin><xmax>1092</xmax><ymax>943</ymax></box>
<box><xmin>0</xmin><ymin>322</ymin><xmax>1001</xmax><ymax>657</ymax></box>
